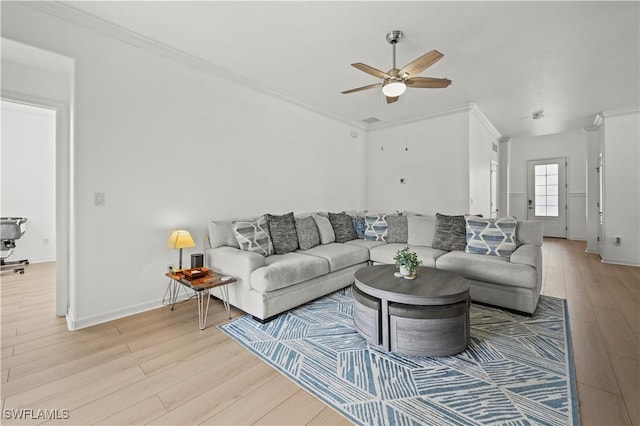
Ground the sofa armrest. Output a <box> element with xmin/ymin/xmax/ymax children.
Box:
<box><xmin>510</xmin><ymin>244</ymin><xmax>540</xmax><ymax>269</ymax></box>
<box><xmin>207</xmin><ymin>246</ymin><xmax>265</xmax><ymax>277</ymax></box>
<box><xmin>516</xmin><ymin>220</ymin><xmax>543</xmax><ymax>247</ymax></box>
<box><xmin>510</xmin><ymin>243</ymin><xmax>543</xmax><ymax>294</ymax></box>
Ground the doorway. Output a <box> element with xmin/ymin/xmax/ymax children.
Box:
<box><xmin>527</xmin><ymin>158</ymin><xmax>567</xmax><ymax>238</ymax></box>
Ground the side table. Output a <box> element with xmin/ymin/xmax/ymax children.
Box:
<box><xmin>164</xmin><ymin>270</ymin><xmax>236</xmax><ymax>330</ymax></box>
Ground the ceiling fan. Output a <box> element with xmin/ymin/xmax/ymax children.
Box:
<box><xmin>342</xmin><ymin>30</ymin><xmax>451</xmax><ymax>104</ymax></box>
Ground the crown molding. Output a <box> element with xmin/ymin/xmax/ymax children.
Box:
<box><xmin>24</xmin><ymin>1</ymin><xmax>368</xmax><ymax>131</ymax></box>
<box><xmin>602</xmin><ymin>106</ymin><xmax>640</xmax><ymax>118</ymax></box>
<box><xmin>469</xmin><ymin>103</ymin><xmax>502</xmax><ymax>140</ymax></box>
<box><xmin>368</xmin><ymin>104</ymin><xmax>474</xmax><ymax>131</ymax></box>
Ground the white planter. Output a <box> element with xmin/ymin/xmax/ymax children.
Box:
<box><xmin>399</xmin><ymin>265</ymin><xmax>410</xmax><ymax>276</ymax></box>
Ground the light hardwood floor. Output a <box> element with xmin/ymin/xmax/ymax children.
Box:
<box><xmin>1</xmin><ymin>238</ymin><xmax>638</xmax><ymax>425</ymax></box>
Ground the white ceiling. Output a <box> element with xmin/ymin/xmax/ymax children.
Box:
<box><xmin>62</xmin><ymin>1</ymin><xmax>639</xmax><ymax>138</ymax></box>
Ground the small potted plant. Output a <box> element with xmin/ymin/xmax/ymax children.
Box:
<box><xmin>393</xmin><ymin>247</ymin><xmax>422</xmax><ymax>279</ymax></box>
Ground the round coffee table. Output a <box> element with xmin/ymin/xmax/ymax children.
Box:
<box><xmin>354</xmin><ymin>264</ymin><xmax>470</xmax><ymax>356</ymax></box>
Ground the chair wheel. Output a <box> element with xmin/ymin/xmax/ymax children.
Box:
<box><xmin>19</xmin><ymin>270</ymin><xmax>25</xmax><ymax>274</ymax></box>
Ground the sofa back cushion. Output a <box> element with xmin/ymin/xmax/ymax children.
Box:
<box><xmin>208</xmin><ymin>220</ymin><xmax>241</xmax><ymax>249</ymax></box>
<box><xmin>266</xmin><ymin>212</ymin><xmax>299</xmax><ymax>255</ymax></box>
<box><xmin>432</xmin><ymin>213</ymin><xmax>467</xmax><ymax>251</ymax></box>
<box><xmin>313</xmin><ymin>214</ymin><xmax>336</xmax><ymax>244</ymax></box>
<box><xmin>232</xmin><ymin>216</ymin><xmax>274</xmax><ymax>256</ymax></box>
<box><xmin>328</xmin><ymin>212</ymin><xmax>358</xmax><ymax>243</ymax></box>
<box><xmin>516</xmin><ymin>220</ymin><xmax>544</xmax><ymax>247</ymax></box>
<box><xmin>295</xmin><ymin>216</ymin><xmax>320</xmax><ymax>250</ymax></box>
<box><xmin>465</xmin><ymin>215</ymin><xmax>517</xmax><ymax>258</ymax></box>
<box><xmin>385</xmin><ymin>215</ymin><xmax>408</xmax><ymax>243</ymax></box>
<box><xmin>407</xmin><ymin>215</ymin><xmax>436</xmax><ymax>246</ymax></box>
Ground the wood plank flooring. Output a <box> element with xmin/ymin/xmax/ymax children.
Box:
<box><xmin>1</xmin><ymin>238</ymin><xmax>638</xmax><ymax>425</ymax></box>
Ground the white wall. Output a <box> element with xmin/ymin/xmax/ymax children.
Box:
<box><xmin>3</xmin><ymin>3</ymin><xmax>367</xmax><ymax>329</ymax></box>
<box><xmin>509</xmin><ymin>130</ymin><xmax>588</xmax><ymax>239</ymax></box>
<box><xmin>601</xmin><ymin>109</ymin><xmax>640</xmax><ymax>266</ymax></box>
<box><xmin>1</xmin><ymin>101</ymin><xmax>57</xmax><ymax>263</ymax></box>
<box><xmin>367</xmin><ymin>110</ymin><xmax>470</xmax><ymax>214</ymax></box>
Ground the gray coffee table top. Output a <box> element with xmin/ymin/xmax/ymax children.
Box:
<box><xmin>354</xmin><ymin>264</ymin><xmax>469</xmax><ymax>306</ymax></box>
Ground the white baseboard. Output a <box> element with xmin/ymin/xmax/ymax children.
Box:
<box><xmin>601</xmin><ymin>258</ymin><xmax>640</xmax><ymax>267</ymax></box>
<box><xmin>66</xmin><ymin>293</ymin><xmax>192</xmax><ymax>331</ymax></box>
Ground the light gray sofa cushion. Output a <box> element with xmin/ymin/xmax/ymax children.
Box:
<box><xmin>436</xmin><ymin>250</ymin><xmax>537</xmax><ymax>289</ymax></box>
<box><xmin>298</xmin><ymin>243</ymin><xmax>369</xmax><ymax>272</ymax></box>
<box><xmin>407</xmin><ymin>215</ymin><xmax>436</xmax><ymax>247</ymax></box>
<box><xmin>208</xmin><ymin>220</ymin><xmax>240</xmax><ymax>249</ymax></box>
<box><xmin>251</xmin><ymin>252</ymin><xmax>329</xmax><ymax>292</ymax></box>
<box><xmin>313</xmin><ymin>214</ymin><xmax>336</xmax><ymax>245</ymax></box>
<box><xmin>344</xmin><ymin>239</ymin><xmax>386</xmax><ymax>250</ymax></box>
<box><xmin>369</xmin><ymin>243</ymin><xmax>447</xmax><ymax>268</ymax></box>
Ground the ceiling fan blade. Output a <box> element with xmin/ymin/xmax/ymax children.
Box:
<box><xmin>386</xmin><ymin>96</ymin><xmax>399</xmax><ymax>104</ymax></box>
<box><xmin>351</xmin><ymin>63</ymin><xmax>391</xmax><ymax>80</ymax></box>
<box><xmin>399</xmin><ymin>50</ymin><xmax>444</xmax><ymax>77</ymax></box>
<box><xmin>342</xmin><ymin>83</ymin><xmax>383</xmax><ymax>94</ymax></box>
<box><xmin>406</xmin><ymin>77</ymin><xmax>452</xmax><ymax>88</ymax></box>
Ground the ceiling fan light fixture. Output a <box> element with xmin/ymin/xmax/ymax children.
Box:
<box><xmin>382</xmin><ymin>80</ymin><xmax>406</xmax><ymax>97</ymax></box>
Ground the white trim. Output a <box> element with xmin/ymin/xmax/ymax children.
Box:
<box><xmin>24</xmin><ymin>1</ymin><xmax>367</xmax><ymax>131</ymax></box>
<box><xmin>67</xmin><ymin>295</ymin><xmax>192</xmax><ymax>331</ymax></box>
<box><xmin>601</xmin><ymin>258</ymin><xmax>640</xmax><ymax>267</ymax></box>
<box><xmin>602</xmin><ymin>106</ymin><xmax>640</xmax><ymax>118</ymax></box>
<box><xmin>469</xmin><ymin>104</ymin><xmax>502</xmax><ymax>139</ymax></box>
<box><xmin>368</xmin><ymin>104</ymin><xmax>473</xmax><ymax>131</ymax></box>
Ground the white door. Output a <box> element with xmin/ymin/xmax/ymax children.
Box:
<box><xmin>490</xmin><ymin>161</ymin><xmax>498</xmax><ymax>218</ymax></box>
<box><xmin>527</xmin><ymin>158</ymin><xmax>567</xmax><ymax>238</ymax></box>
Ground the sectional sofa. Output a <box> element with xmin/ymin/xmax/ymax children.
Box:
<box><xmin>205</xmin><ymin>212</ymin><xmax>543</xmax><ymax>321</ymax></box>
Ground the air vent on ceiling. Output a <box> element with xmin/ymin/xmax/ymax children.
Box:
<box><xmin>362</xmin><ymin>117</ymin><xmax>381</xmax><ymax>124</ymax></box>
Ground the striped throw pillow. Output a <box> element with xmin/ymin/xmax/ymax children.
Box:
<box><xmin>465</xmin><ymin>216</ymin><xmax>517</xmax><ymax>257</ymax></box>
<box><xmin>232</xmin><ymin>216</ymin><xmax>274</xmax><ymax>256</ymax></box>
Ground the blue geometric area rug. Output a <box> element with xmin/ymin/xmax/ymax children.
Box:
<box><xmin>220</xmin><ymin>288</ymin><xmax>579</xmax><ymax>426</ymax></box>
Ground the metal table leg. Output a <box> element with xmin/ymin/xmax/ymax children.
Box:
<box><xmin>196</xmin><ymin>289</ymin><xmax>211</xmax><ymax>330</ymax></box>
<box><xmin>220</xmin><ymin>284</ymin><xmax>231</xmax><ymax>319</ymax></box>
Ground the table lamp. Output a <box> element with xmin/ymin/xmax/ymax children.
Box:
<box><xmin>167</xmin><ymin>230</ymin><xmax>196</xmax><ymax>270</ymax></box>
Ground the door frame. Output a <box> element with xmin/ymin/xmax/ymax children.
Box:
<box><xmin>2</xmin><ymin>91</ymin><xmax>71</xmax><ymax>317</ymax></box>
<box><xmin>526</xmin><ymin>157</ymin><xmax>568</xmax><ymax>238</ymax></box>
<box><xmin>490</xmin><ymin>160</ymin><xmax>499</xmax><ymax>218</ymax></box>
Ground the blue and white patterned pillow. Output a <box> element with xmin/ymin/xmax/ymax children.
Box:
<box><xmin>351</xmin><ymin>216</ymin><xmax>366</xmax><ymax>239</ymax></box>
<box><xmin>364</xmin><ymin>213</ymin><xmax>390</xmax><ymax>241</ymax></box>
<box><xmin>465</xmin><ymin>216</ymin><xmax>517</xmax><ymax>257</ymax></box>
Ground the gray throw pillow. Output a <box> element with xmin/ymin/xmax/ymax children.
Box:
<box><xmin>328</xmin><ymin>212</ymin><xmax>358</xmax><ymax>243</ymax></box>
<box><xmin>295</xmin><ymin>216</ymin><xmax>320</xmax><ymax>250</ymax></box>
<box><xmin>385</xmin><ymin>215</ymin><xmax>408</xmax><ymax>243</ymax></box>
<box><xmin>432</xmin><ymin>213</ymin><xmax>467</xmax><ymax>251</ymax></box>
<box><xmin>266</xmin><ymin>212</ymin><xmax>299</xmax><ymax>254</ymax></box>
